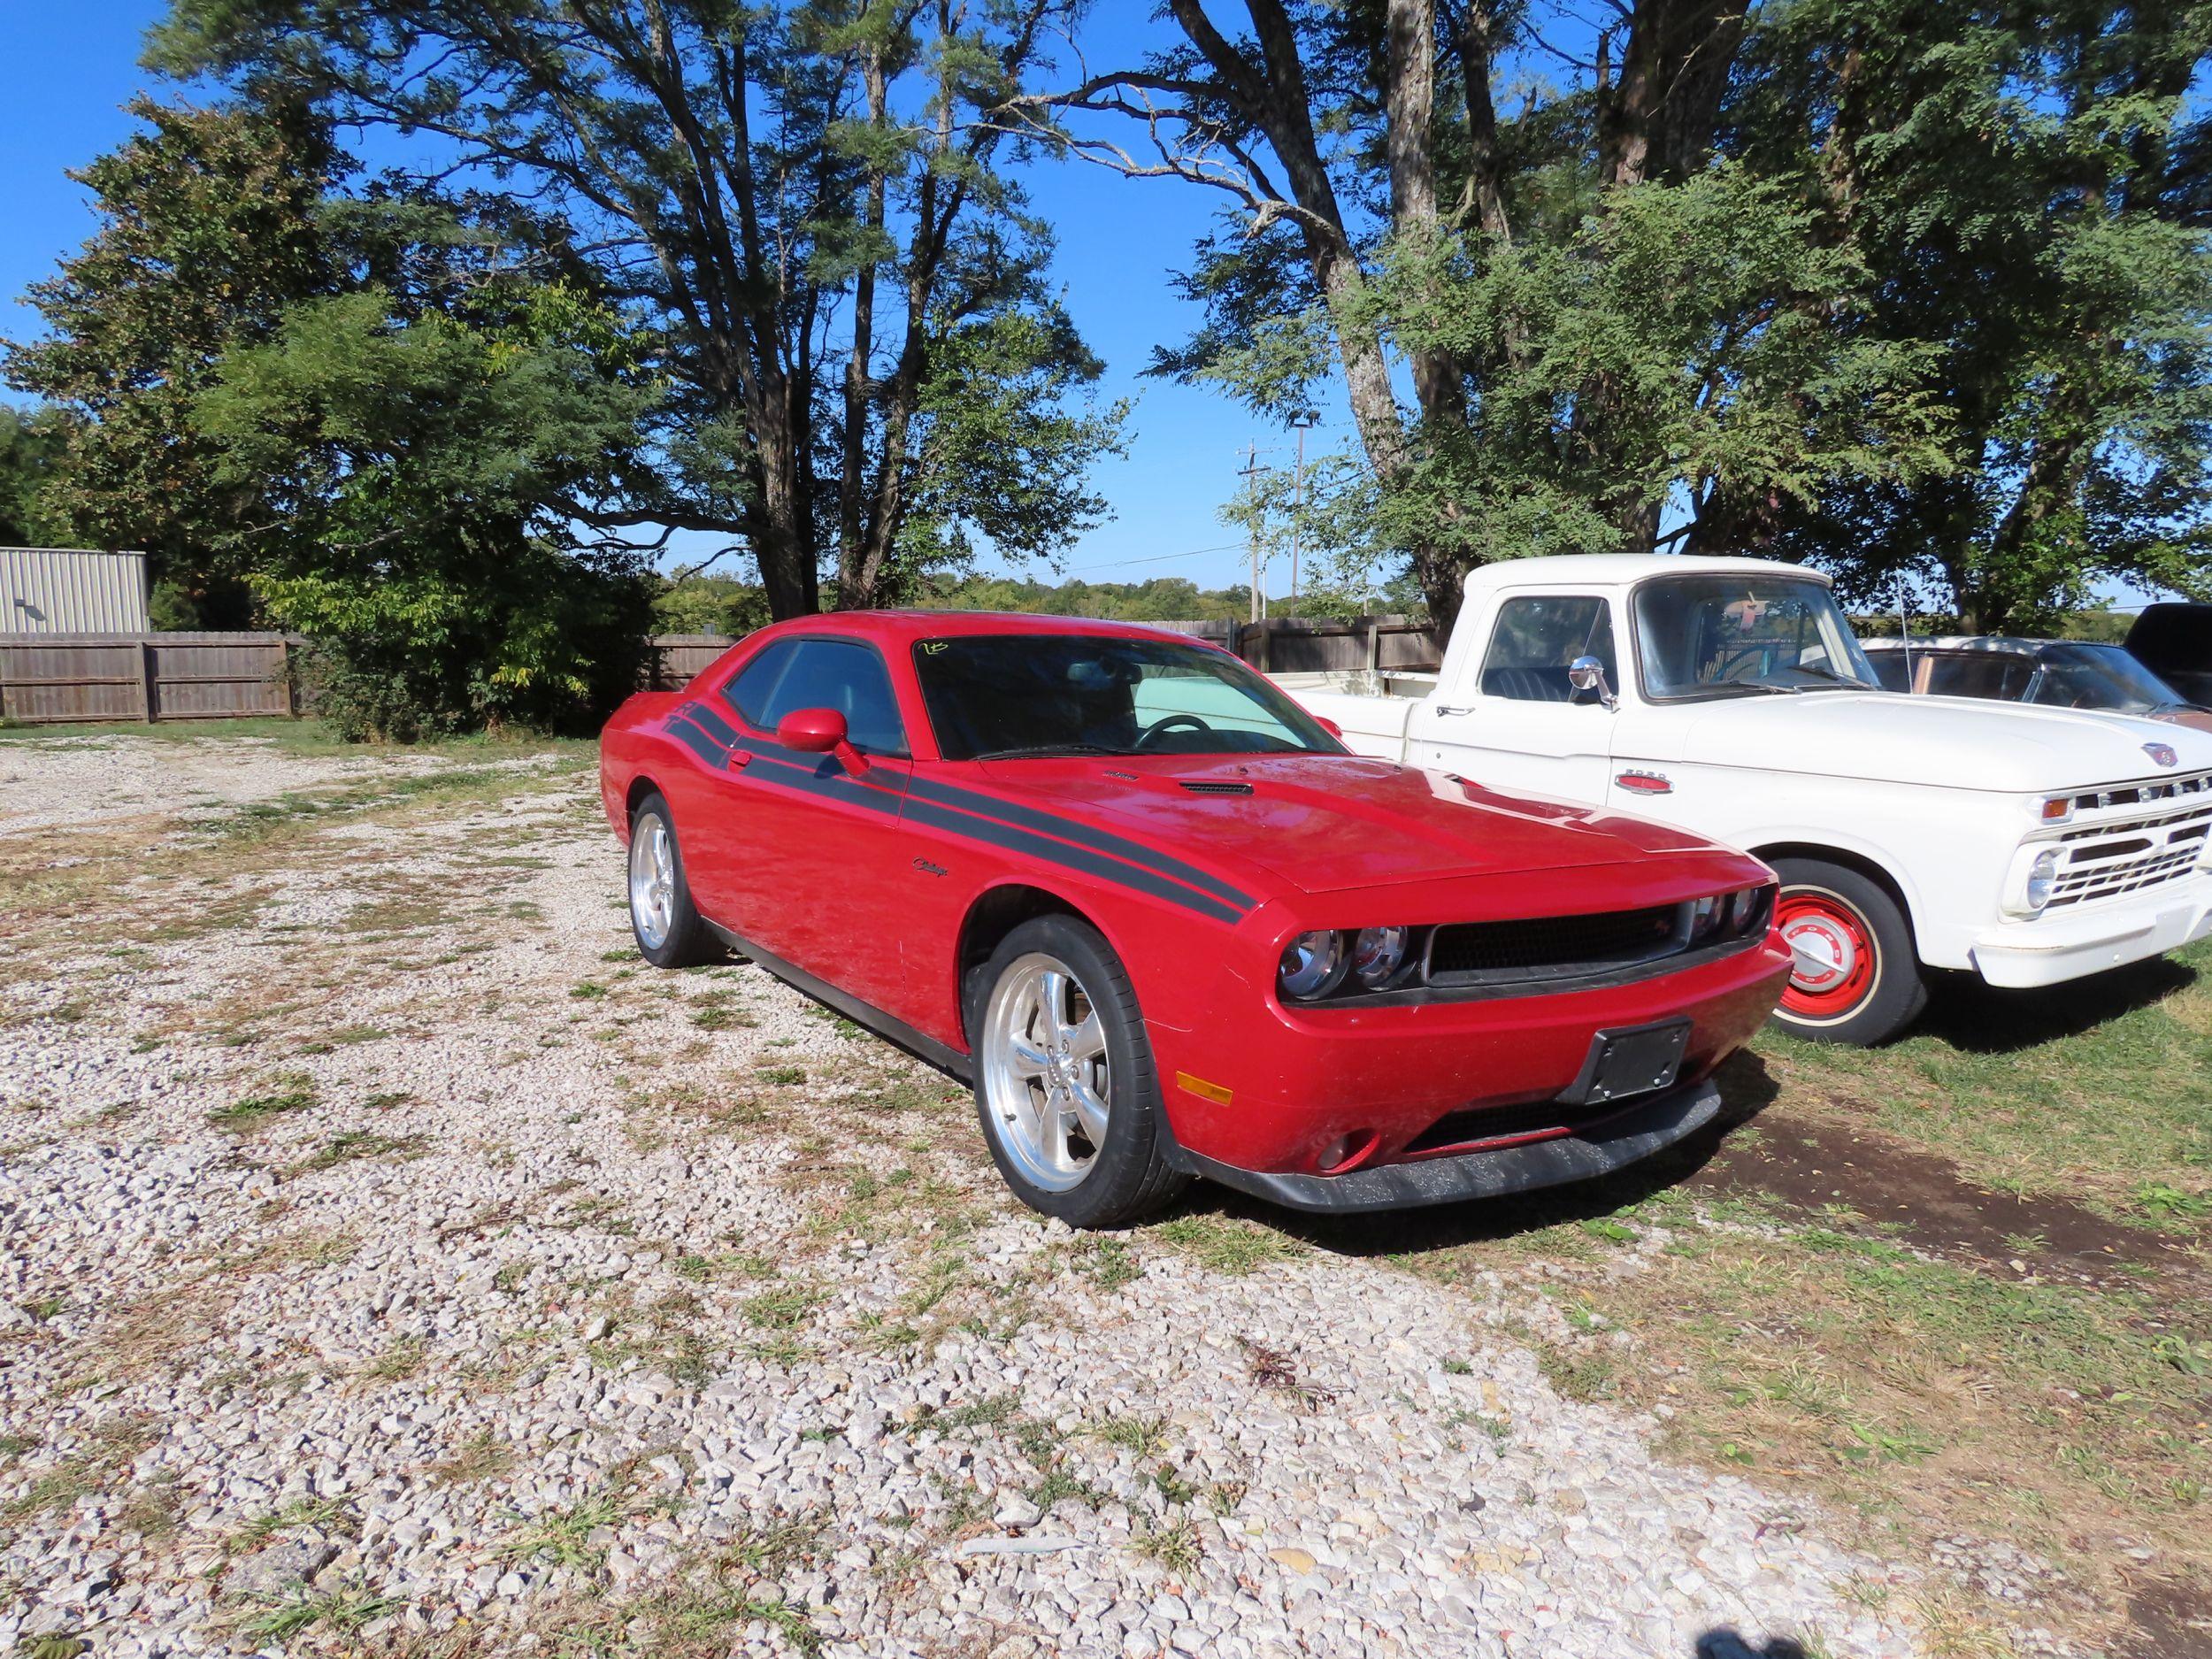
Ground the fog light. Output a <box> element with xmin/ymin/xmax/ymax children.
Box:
<box><xmin>1278</xmin><ymin>930</ymin><xmax>1347</xmax><ymax>1000</ymax></box>
<box><xmin>1317</xmin><ymin>1130</ymin><xmax>1378</xmax><ymax>1173</ymax></box>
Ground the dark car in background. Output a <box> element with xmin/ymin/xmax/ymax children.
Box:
<box><xmin>2126</xmin><ymin>604</ymin><xmax>2212</xmax><ymax>708</ymax></box>
<box><xmin>1862</xmin><ymin>635</ymin><xmax>2212</xmax><ymax>735</ymax></box>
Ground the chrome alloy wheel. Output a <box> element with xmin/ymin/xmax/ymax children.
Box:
<box><xmin>980</xmin><ymin>953</ymin><xmax>1111</xmax><ymax>1192</ymax></box>
<box><xmin>628</xmin><ymin>812</ymin><xmax>677</xmax><ymax>950</ymax></box>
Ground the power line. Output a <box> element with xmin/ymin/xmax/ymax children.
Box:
<box><xmin>1063</xmin><ymin>541</ymin><xmax>1245</xmax><ymax>574</ymax></box>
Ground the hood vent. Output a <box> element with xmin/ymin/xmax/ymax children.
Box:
<box><xmin>1178</xmin><ymin>780</ymin><xmax>1254</xmax><ymax>795</ymax></box>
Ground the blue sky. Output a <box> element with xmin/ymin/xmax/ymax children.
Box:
<box><xmin>0</xmin><ymin>3</ymin><xmax>1348</xmax><ymax>595</ymax></box>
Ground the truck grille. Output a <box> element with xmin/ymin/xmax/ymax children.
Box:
<box><xmin>2047</xmin><ymin>794</ymin><xmax>2212</xmax><ymax>908</ymax></box>
<box><xmin>1427</xmin><ymin>904</ymin><xmax>1681</xmax><ymax>985</ymax></box>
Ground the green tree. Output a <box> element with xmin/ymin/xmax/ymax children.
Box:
<box><xmin>4</xmin><ymin>96</ymin><xmax>337</xmax><ymax>624</ymax></box>
<box><xmin>1006</xmin><ymin>0</ymin><xmax>2209</xmax><ymax>631</ymax></box>
<box><xmin>0</xmin><ymin>407</ymin><xmax>70</xmax><ymax>548</ymax></box>
<box><xmin>156</xmin><ymin>0</ymin><xmax>1126</xmax><ymax>618</ymax></box>
<box><xmin>198</xmin><ymin>278</ymin><xmax>658</xmax><ymax>737</ymax></box>
<box><xmin>1743</xmin><ymin>0</ymin><xmax>2212</xmax><ymax>631</ymax></box>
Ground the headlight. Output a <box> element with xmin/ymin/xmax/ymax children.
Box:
<box><xmin>1350</xmin><ymin>926</ymin><xmax>1409</xmax><ymax>987</ymax></box>
<box><xmin>1278</xmin><ymin>930</ymin><xmax>1347</xmax><ymax>1000</ymax></box>
<box><xmin>1727</xmin><ymin>886</ymin><xmax>1770</xmax><ymax>935</ymax></box>
<box><xmin>1687</xmin><ymin>894</ymin><xmax>1724</xmax><ymax>943</ymax></box>
<box><xmin>2005</xmin><ymin>846</ymin><xmax>2062</xmax><ymax>916</ymax></box>
<box><xmin>2025</xmin><ymin>848</ymin><xmax>2060</xmax><ymax>910</ymax></box>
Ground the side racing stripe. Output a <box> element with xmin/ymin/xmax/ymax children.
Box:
<box><xmin>658</xmin><ymin>709</ymin><xmax>1255</xmax><ymax>926</ymax></box>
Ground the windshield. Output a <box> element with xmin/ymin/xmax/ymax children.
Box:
<box><xmin>2027</xmin><ymin>643</ymin><xmax>2191</xmax><ymax>713</ymax></box>
<box><xmin>1632</xmin><ymin>576</ymin><xmax>1879</xmax><ymax>699</ymax></box>
<box><xmin>914</xmin><ymin>634</ymin><xmax>1347</xmax><ymax>761</ymax></box>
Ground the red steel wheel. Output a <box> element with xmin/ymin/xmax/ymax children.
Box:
<box><xmin>1776</xmin><ymin>886</ymin><xmax>1878</xmax><ymax>1020</ymax></box>
<box><xmin>1766</xmin><ymin>856</ymin><xmax>1928</xmax><ymax>1045</ymax></box>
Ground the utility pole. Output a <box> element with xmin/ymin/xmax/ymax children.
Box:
<box><xmin>1239</xmin><ymin>443</ymin><xmax>1268</xmax><ymax>624</ymax></box>
<box><xmin>1287</xmin><ymin>411</ymin><xmax>1318</xmax><ymax>604</ymax></box>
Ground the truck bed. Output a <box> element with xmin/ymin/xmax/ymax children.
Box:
<box><xmin>1276</xmin><ymin>671</ymin><xmax>1428</xmax><ymax>762</ymax></box>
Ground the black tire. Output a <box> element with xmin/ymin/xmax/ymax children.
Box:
<box><xmin>965</xmin><ymin>915</ymin><xmax>1189</xmax><ymax>1229</ymax></box>
<box><xmin>626</xmin><ymin>792</ymin><xmax>721</xmax><ymax>970</ymax></box>
<box><xmin>1768</xmin><ymin>856</ymin><xmax>1927</xmax><ymax>1046</ymax></box>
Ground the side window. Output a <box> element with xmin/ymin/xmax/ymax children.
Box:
<box><xmin>1924</xmin><ymin>654</ymin><xmax>2032</xmax><ymax>702</ymax></box>
<box><xmin>1864</xmin><ymin>650</ymin><xmax>1913</xmax><ymax>692</ymax></box>
<box><xmin>733</xmin><ymin>638</ymin><xmax>907</xmax><ymax>755</ymax></box>
<box><xmin>723</xmin><ymin>638</ymin><xmax>802</xmax><ymax>729</ymax></box>
<box><xmin>1479</xmin><ymin>596</ymin><xmax>1617</xmax><ymax>703</ymax></box>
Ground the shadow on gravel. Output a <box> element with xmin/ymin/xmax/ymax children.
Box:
<box><xmin>1915</xmin><ymin>954</ymin><xmax>2197</xmax><ymax>1054</ymax></box>
<box><xmin>1696</xmin><ymin>1634</ymin><xmax>1809</xmax><ymax>1659</ymax></box>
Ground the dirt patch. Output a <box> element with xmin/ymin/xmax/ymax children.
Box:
<box><xmin>2120</xmin><ymin>1578</ymin><xmax>2212</xmax><ymax>1659</ymax></box>
<box><xmin>1692</xmin><ymin>1108</ymin><xmax>2200</xmax><ymax>1290</ymax></box>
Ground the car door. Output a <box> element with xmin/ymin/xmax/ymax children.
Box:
<box><xmin>695</xmin><ymin>636</ymin><xmax>915</xmax><ymax>1012</ymax></box>
<box><xmin>1408</xmin><ymin>593</ymin><xmax>1618</xmax><ymax>804</ymax></box>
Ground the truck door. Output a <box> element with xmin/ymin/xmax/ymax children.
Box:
<box><xmin>1406</xmin><ymin>593</ymin><xmax>1617</xmax><ymax>805</ymax></box>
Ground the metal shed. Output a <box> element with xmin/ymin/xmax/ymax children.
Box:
<box><xmin>0</xmin><ymin>547</ymin><xmax>151</xmax><ymax>634</ymax></box>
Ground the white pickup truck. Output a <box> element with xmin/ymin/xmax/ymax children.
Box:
<box><xmin>1283</xmin><ymin>554</ymin><xmax>2212</xmax><ymax>1043</ymax></box>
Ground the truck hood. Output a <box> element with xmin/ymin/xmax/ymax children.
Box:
<box><xmin>1642</xmin><ymin>690</ymin><xmax>2212</xmax><ymax>792</ymax></box>
<box><xmin>973</xmin><ymin>753</ymin><xmax>1740</xmax><ymax>896</ymax></box>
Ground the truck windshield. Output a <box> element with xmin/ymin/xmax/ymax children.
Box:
<box><xmin>914</xmin><ymin>634</ymin><xmax>1347</xmax><ymax>761</ymax></box>
<box><xmin>1633</xmin><ymin>576</ymin><xmax>1879</xmax><ymax>700</ymax></box>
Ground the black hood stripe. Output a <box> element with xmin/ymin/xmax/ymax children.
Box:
<box><xmin>903</xmin><ymin>774</ymin><xmax>1257</xmax><ymax>911</ymax></box>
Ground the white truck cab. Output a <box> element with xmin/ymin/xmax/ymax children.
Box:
<box><xmin>1283</xmin><ymin>554</ymin><xmax>2212</xmax><ymax>1043</ymax></box>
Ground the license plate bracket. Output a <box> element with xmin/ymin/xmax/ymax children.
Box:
<box><xmin>1557</xmin><ymin>1018</ymin><xmax>1692</xmax><ymax>1108</ymax></box>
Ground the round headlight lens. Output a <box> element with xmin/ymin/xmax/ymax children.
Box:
<box><xmin>1278</xmin><ymin>930</ymin><xmax>1347</xmax><ymax>1000</ymax></box>
<box><xmin>2025</xmin><ymin>848</ymin><xmax>2061</xmax><ymax>911</ymax></box>
<box><xmin>1728</xmin><ymin>886</ymin><xmax>1766</xmax><ymax>935</ymax></box>
<box><xmin>1688</xmin><ymin>894</ymin><xmax>1724</xmax><ymax>941</ymax></box>
<box><xmin>1351</xmin><ymin>926</ymin><xmax>1409</xmax><ymax>987</ymax></box>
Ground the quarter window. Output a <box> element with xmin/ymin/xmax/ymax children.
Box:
<box><xmin>1923</xmin><ymin>653</ymin><xmax>2034</xmax><ymax>703</ymax></box>
<box><xmin>722</xmin><ymin>638</ymin><xmax>908</xmax><ymax>755</ymax></box>
<box><xmin>1479</xmin><ymin>597</ymin><xmax>1617</xmax><ymax>703</ymax></box>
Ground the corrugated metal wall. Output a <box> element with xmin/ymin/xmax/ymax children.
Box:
<box><xmin>0</xmin><ymin>548</ymin><xmax>152</xmax><ymax>634</ymax></box>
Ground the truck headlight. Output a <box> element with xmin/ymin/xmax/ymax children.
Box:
<box><xmin>2007</xmin><ymin>847</ymin><xmax>2062</xmax><ymax>916</ymax></box>
<box><xmin>1350</xmin><ymin>926</ymin><xmax>1409</xmax><ymax>987</ymax></box>
<box><xmin>1278</xmin><ymin>930</ymin><xmax>1347</xmax><ymax>1000</ymax></box>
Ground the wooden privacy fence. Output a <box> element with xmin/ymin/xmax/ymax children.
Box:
<box><xmin>0</xmin><ymin>632</ymin><xmax>300</xmax><ymax>724</ymax></box>
<box><xmin>1</xmin><ymin>617</ymin><xmax>1446</xmax><ymax>722</ymax></box>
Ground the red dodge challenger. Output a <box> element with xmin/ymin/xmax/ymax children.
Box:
<box><xmin>599</xmin><ymin>612</ymin><xmax>1792</xmax><ymax>1227</ymax></box>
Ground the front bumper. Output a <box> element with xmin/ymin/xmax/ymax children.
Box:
<box><xmin>1149</xmin><ymin>933</ymin><xmax>1789</xmax><ymax>1183</ymax></box>
<box><xmin>1163</xmin><ymin>1076</ymin><xmax>1724</xmax><ymax>1212</ymax></box>
<box><xmin>1969</xmin><ymin>874</ymin><xmax>2212</xmax><ymax>989</ymax></box>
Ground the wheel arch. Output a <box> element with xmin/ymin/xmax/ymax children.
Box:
<box><xmin>955</xmin><ymin>882</ymin><xmax>1115</xmax><ymax>1048</ymax></box>
<box><xmin>1746</xmin><ymin>840</ymin><xmax>1922</xmax><ymax>956</ymax></box>
<box><xmin>625</xmin><ymin>773</ymin><xmax>665</xmax><ymax>823</ymax></box>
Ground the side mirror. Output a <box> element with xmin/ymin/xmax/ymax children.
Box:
<box><xmin>775</xmin><ymin>706</ymin><xmax>869</xmax><ymax>775</ymax></box>
<box><xmin>1316</xmin><ymin>716</ymin><xmax>1344</xmax><ymax>740</ymax></box>
<box><xmin>1568</xmin><ymin>656</ymin><xmax>1619</xmax><ymax>711</ymax></box>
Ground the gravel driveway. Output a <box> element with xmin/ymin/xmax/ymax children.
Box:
<box><xmin>0</xmin><ymin>735</ymin><xmax>1939</xmax><ymax>1659</ymax></box>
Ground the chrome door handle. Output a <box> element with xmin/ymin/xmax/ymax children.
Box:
<box><xmin>1432</xmin><ymin>705</ymin><xmax>1474</xmax><ymax>716</ymax></box>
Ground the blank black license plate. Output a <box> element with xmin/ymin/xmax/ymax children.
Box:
<box><xmin>1560</xmin><ymin>1018</ymin><xmax>1691</xmax><ymax>1107</ymax></box>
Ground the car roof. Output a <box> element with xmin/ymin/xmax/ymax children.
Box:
<box><xmin>745</xmin><ymin>610</ymin><xmax>1233</xmax><ymax>649</ymax></box>
<box><xmin>1463</xmin><ymin>553</ymin><xmax>1832</xmax><ymax>591</ymax></box>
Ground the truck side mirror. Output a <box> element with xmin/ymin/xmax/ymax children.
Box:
<box><xmin>1568</xmin><ymin>656</ymin><xmax>1619</xmax><ymax>711</ymax></box>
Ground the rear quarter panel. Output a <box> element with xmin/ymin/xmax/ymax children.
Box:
<box><xmin>598</xmin><ymin>691</ymin><xmax>687</xmax><ymax>839</ymax></box>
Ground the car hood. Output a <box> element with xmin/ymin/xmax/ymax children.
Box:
<box><xmin>1636</xmin><ymin>690</ymin><xmax>2212</xmax><ymax>791</ymax></box>
<box><xmin>972</xmin><ymin>753</ymin><xmax>1735</xmax><ymax>895</ymax></box>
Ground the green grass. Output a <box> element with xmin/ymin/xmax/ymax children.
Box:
<box><xmin>1753</xmin><ymin>935</ymin><xmax>2212</xmax><ymax>1225</ymax></box>
<box><xmin>0</xmin><ymin>715</ymin><xmax>593</xmax><ymax>761</ymax></box>
<box><xmin>207</xmin><ymin>1076</ymin><xmax>317</xmax><ymax>1133</ymax></box>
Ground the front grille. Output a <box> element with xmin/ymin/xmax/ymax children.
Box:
<box><xmin>2047</xmin><ymin>797</ymin><xmax>2212</xmax><ymax>908</ymax></box>
<box><xmin>1427</xmin><ymin>904</ymin><xmax>1681</xmax><ymax>985</ymax></box>
<box><xmin>2064</xmin><ymin>770</ymin><xmax>2212</xmax><ymax>814</ymax></box>
<box><xmin>1177</xmin><ymin>780</ymin><xmax>1253</xmax><ymax>795</ymax></box>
